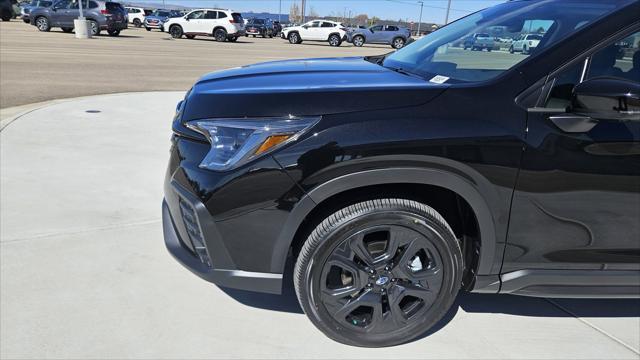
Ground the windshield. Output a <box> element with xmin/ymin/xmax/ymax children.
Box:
<box><xmin>153</xmin><ymin>10</ymin><xmax>170</xmax><ymax>17</ymax></box>
<box><xmin>249</xmin><ymin>19</ymin><xmax>265</xmax><ymax>25</ymax></box>
<box><xmin>383</xmin><ymin>0</ymin><xmax>633</xmax><ymax>84</ymax></box>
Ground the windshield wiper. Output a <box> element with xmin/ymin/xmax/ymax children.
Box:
<box><xmin>386</xmin><ymin>66</ymin><xmax>427</xmax><ymax>80</ymax></box>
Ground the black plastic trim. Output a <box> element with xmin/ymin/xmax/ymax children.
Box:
<box><xmin>163</xmin><ymin>200</ymin><xmax>283</xmax><ymax>294</ymax></box>
<box><xmin>499</xmin><ymin>269</ymin><xmax>640</xmax><ymax>298</ymax></box>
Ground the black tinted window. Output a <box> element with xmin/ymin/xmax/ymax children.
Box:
<box><xmin>187</xmin><ymin>10</ymin><xmax>204</xmax><ymax>19</ymax></box>
<box><xmin>232</xmin><ymin>13</ymin><xmax>242</xmax><ymax>22</ymax></box>
<box><xmin>105</xmin><ymin>2</ymin><xmax>122</xmax><ymax>11</ymax></box>
<box><xmin>204</xmin><ymin>11</ymin><xmax>217</xmax><ymax>19</ymax></box>
<box><xmin>89</xmin><ymin>1</ymin><xmax>97</xmax><ymax>8</ymax></box>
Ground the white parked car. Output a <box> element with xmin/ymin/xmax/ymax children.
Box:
<box><xmin>163</xmin><ymin>8</ymin><xmax>245</xmax><ymax>42</ymax></box>
<box><xmin>124</xmin><ymin>7</ymin><xmax>145</xmax><ymax>28</ymax></box>
<box><xmin>510</xmin><ymin>33</ymin><xmax>543</xmax><ymax>54</ymax></box>
<box><xmin>281</xmin><ymin>20</ymin><xmax>347</xmax><ymax>47</ymax></box>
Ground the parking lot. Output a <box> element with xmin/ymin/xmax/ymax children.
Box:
<box><xmin>0</xmin><ymin>20</ymin><xmax>388</xmax><ymax>109</ymax></box>
<box><xmin>1</xmin><ymin>14</ymin><xmax>640</xmax><ymax>360</ymax></box>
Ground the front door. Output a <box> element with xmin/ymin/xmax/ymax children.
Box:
<box><xmin>183</xmin><ymin>10</ymin><xmax>204</xmax><ymax>34</ymax></box>
<box><xmin>368</xmin><ymin>25</ymin><xmax>384</xmax><ymax>43</ymax></box>
<box><xmin>504</xmin><ymin>29</ymin><xmax>640</xmax><ymax>272</ymax></box>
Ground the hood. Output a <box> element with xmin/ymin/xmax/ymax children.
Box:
<box><xmin>182</xmin><ymin>57</ymin><xmax>447</xmax><ymax>121</ymax></box>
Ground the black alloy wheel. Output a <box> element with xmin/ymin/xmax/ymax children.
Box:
<box><xmin>169</xmin><ymin>25</ymin><xmax>183</xmax><ymax>39</ymax></box>
<box><xmin>294</xmin><ymin>199</ymin><xmax>463</xmax><ymax>347</ymax></box>
<box><xmin>214</xmin><ymin>28</ymin><xmax>227</xmax><ymax>42</ymax></box>
<box><xmin>133</xmin><ymin>18</ymin><xmax>141</xmax><ymax>27</ymax></box>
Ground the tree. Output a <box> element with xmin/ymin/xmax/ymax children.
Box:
<box><xmin>369</xmin><ymin>16</ymin><xmax>380</xmax><ymax>26</ymax></box>
<box><xmin>353</xmin><ymin>13</ymin><xmax>368</xmax><ymax>26</ymax></box>
<box><xmin>289</xmin><ymin>2</ymin><xmax>300</xmax><ymax>24</ymax></box>
<box><xmin>308</xmin><ymin>6</ymin><xmax>318</xmax><ymax>18</ymax></box>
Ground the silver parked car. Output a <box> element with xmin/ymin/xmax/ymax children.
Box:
<box><xmin>346</xmin><ymin>24</ymin><xmax>412</xmax><ymax>49</ymax></box>
<box><xmin>30</xmin><ymin>0</ymin><xmax>128</xmax><ymax>36</ymax></box>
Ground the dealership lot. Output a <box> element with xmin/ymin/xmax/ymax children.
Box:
<box><xmin>0</xmin><ymin>20</ymin><xmax>387</xmax><ymax>109</ymax></box>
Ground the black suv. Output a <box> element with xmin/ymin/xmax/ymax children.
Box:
<box><xmin>163</xmin><ymin>0</ymin><xmax>640</xmax><ymax>347</ymax></box>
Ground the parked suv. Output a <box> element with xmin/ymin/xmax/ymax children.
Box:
<box><xmin>30</xmin><ymin>0</ymin><xmax>127</xmax><ymax>36</ymax></box>
<box><xmin>245</xmin><ymin>17</ymin><xmax>273</xmax><ymax>38</ymax></box>
<box><xmin>124</xmin><ymin>6</ymin><xmax>144</xmax><ymax>27</ymax></box>
<box><xmin>143</xmin><ymin>9</ymin><xmax>180</xmax><ymax>31</ymax></box>
<box><xmin>510</xmin><ymin>33</ymin><xmax>543</xmax><ymax>54</ymax></box>
<box><xmin>164</xmin><ymin>9</ymin><xmax>245</xmax><ymax>42</ymax></box>
<box><xmin>282</xmin><ymin>20</ymin><xmax>347</xmax><ymax>46</ymax></box>
<box><xmin>164</xmin><ymin>0</ymin><xmax>640</xmax><ymax>348</ymax></box>
<box><xmin>20</xmin><ymin>0</ymin><xmax>52</xmax><ymax>23</ymax></box>
<box><xmin>347</xmin><ymin>24</ymin><xmax>412</xmax><ymax>49</ymax></box>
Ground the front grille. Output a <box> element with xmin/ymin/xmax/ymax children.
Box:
<box><xmin>179</xmin><ymin>199</ymin><xmax>211</xmax><ymax>267</ymax></box>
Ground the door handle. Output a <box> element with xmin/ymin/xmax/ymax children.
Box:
<box><xmin>549</xmin><ymin>114</ymin><xmax>598</xmax><ymax>133</ymax></box>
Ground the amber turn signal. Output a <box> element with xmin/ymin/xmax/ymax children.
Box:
<box><xmin>254</xmin><ymin>134</ymin><xmax>293</xmax><ymax>155</ymax></box>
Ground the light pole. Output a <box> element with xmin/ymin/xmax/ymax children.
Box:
<box><xmin>444</xmin><ymin>0</ymin><xmax>452</xmax><ymax>24</ymax></box>
<box><xmin>78</xmin><ymin>0</ymin><xmax>83</xmax><ymax>18</ymax></box>
<box><xmin>416</xmin><ymin>1</ymin><xmax>423</xmax><ymax>36</ymax></box>
<box><xmin>278</xmin><ymin>0</ymin><xmax>281</xmax><ymax>23</ymax></box>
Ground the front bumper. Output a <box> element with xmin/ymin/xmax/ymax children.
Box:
<box><xmin>144</xmin><ymin>21</ymin><xmax>163</xmax><ymax>29</ymax></box>
<box><xmin>163</xmin><ymin>190</ymin><xmax>283</xmax><ymax>294</ymax></box>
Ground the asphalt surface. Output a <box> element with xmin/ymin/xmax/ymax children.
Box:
<box><xmin>1</xmin><ymin>92</ymin><xmax>639</xmax><ymax>359</ymax></box>
<box><xmin>0</xmin><ymin>19</ymin><xmax>388</xmax><ymax>109</ymax></box>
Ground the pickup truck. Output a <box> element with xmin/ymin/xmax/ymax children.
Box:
<box><xmin>463</xmin><ymin>33</ymin><xmax>495</xmax><ymax>51</ymax></box>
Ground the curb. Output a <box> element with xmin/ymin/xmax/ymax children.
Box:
<box><xmin>0</xmin><ymin>91</ymin><xmax>184</xmax><ymax>132</ymax></box>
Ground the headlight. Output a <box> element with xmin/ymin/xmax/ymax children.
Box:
<box><xmin>186</xmin><ymin>117</ymin><xmax>320</xmax><ymax>171</ymax></box>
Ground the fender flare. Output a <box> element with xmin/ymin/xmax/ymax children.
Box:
<box><xmin>327</xmin><ymin>32</ymin><xmax>343</xmax><ymax>41</ymax></box>
<box><xmin>270</xmin><ymin>165</ymin><xmax>502</xmax><ymax>277</ymax></box>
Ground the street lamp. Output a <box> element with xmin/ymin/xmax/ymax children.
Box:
<box><xmin>416</xmin><ymin>1</ymin><xmax>423</xmax><ymax>36</ymax></box>
<box><xmin>75</xmin><ymin>0</ymin><xmax>91</xmax><ymax>38</ymax></box>
<box><xmin>444</xmin><ymin>0</ymin><xmax>452</xmax><ymax>24</ymax></box>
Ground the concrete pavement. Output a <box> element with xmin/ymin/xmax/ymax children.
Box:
<box><xmin>1</xmin><ymin>92</ymin><xmax>639</xmax><ymax>359</ymax></box>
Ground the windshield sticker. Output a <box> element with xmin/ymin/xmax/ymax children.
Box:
<box><xmin>429</xmin><ymin>75</ymin><xmax>450</xmax><ymax>84</ymax></box>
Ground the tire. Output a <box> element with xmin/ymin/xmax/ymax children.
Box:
<box><xmin>486</xmin><ymin>48</ymin><xmax>492</xmax><ymax>52</ymax></box>
<box><xmin>328</xmin><ymin>34</ymin><xmax>341</xmax><ymax>47</ymax></box>
<box><xmin>509</xmin><ymin>45</ymin><xmax>514</xmax><ymax>54</ymax></box>
<box><xmin>352</xmin><ymin>35</ymin><xmax>365</xmax><ymax>47</ymax></box>
<box><xmin>214</xmin><ymin>28</ymin><xmax>226</xmax><ymax>42</ymax></box>
<box><xmin>169</xmin><ymin>24</ymin><xmax>183</xmax><ymax>39</ymax></box>
<box><xmin>185</xmin><ymin>34</ymin><xmax>195</xmax><ymax>39</ymax></box>
<box><xmin>288</xmin><ymin>32</ymin><xmax>300</xmax><ymax>44</ymax></box>
<box><xmin>229</xmin><ymin>36</ymin><xmax>238</xmax><ymax>42</ymax></box>
<box><xmin>89</xmin><ymin>20</ymin><xmax>99</xmax><ymax>36</ymax></box>
<box><xmin>294</xmin><ymin>199</ymin><xmax>463</xmax><ymax>347</ymax></box>
<box><xmin>133</xmin><ymin>18</ymin><xmax>141</xmax><ymax>27</ymax></box>
<box><xmin>523</xmin><ymin>46</ymin><xmax>529</xmax><ymax>55</ymax></box>
<box><xmin>23</xmin><ymin>18</ymin><xmax>30</xmax><ymax>23</ymax></box>
<box><xmin>1</xmin><ymin>13</ymin><xmax>11</xmax><ymax>22</ymax></box>
<box><xmin>145</xmin><ymin>26</ymin><xmax>151</xmax><ymax>31</ymax></box>
<box><xmin>34</xmin><ymin>16</ymin><xmax>50</xmax><ymax>31</ymax></box>
<box><xmin>61</xmin><ymin>27</ymin><xmax>73</xmax><ymax>33</ymax></box>
<box><xmin>392</xmin><ymin>37</ymin><xmax>406</xmax><ymax>49</ymax></box>
<box><xmin>108</xmin><ymin>29</ymin><xmax>120</xmax><ymax>36</ymax></box>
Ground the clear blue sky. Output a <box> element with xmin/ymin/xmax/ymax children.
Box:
<box><xmin>132</xmin><ymin>0</ymin><xmax>504</xmax><ymax>24</ymax></box>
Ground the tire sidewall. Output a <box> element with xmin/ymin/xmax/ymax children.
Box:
<box><xmin>288</xmin><ymin>32</ymin><xmax>298</xmax><ymax>44</ymax></box>
<box><xmin>170</xmin><ymin>25</ymin><xmax>182</xmax><ymax>39</ymax></box>
<box><xmin>35</xmin><ymin>16</ymin><xmax>49</xmax><ymax>31</ymax></box>
<box><xmin>353</xmin><ymin>35</ymin><xmax>364</xmax><ymax>47</ymax></box>
<box><xmin>295</xmin><ymin>201</ymin><xmax>463</xmax><ymax>347</ymax></box>
<box><xmin>328</xmin><ymin>34</ymin><xmax>341</xmax><ymax>46</ymax></box>
<box><xmin>392</xmin><ymin>37</ymin><xmax>405</xmax><ymax>49</ymax></box>
<box><xmin>214</xmin><ymin>28</ymin><xmax>226</xmax><ymax>42</ymax></box>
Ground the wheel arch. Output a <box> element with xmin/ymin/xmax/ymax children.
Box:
<box><xmin>326</xmin><ymin>31</ymin><xmax>342</xmax><ymax>41</ymax></box>
<box><xmin>212</xmin><ymin>25</ymin><xmax>227</xmax><ymax>34</ymax></box>
<box><xmin>270</xmin><ymin>164</ymin><xmax>503</xmax><ymax>285</ymax></box>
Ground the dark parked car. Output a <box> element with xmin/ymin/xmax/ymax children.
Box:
<box><xmin>30</xmin><ymin>0</ymin><xmax>127</xmax><ymax>36</ymax></box>
<box><xmin>245</xmin><ymin>17</ymin><xmax>273</xmax><ymax>38</ymax></box>
<box><xmin>163</xmin><ymin>0</ymin><xmax>640</xmax><ymax>348</ymax></box>
<box><xmin>347</xmin><ymin>24</ymin><xmax>412</xmax><ymax>49</ymax></box>
<box><xmin>20</xmin><ymin>0</ymin><xmax>53</xmax><ymax>23</ymax></box>
<box><xmin>0</xmin><ymin>0</ymin><xmax>16</xmax><ymax>21</ymax></box>
<box><xmin>143</xmin><ymin>8</ymin><xmax>180</xmax><ymax>31</ymax></box>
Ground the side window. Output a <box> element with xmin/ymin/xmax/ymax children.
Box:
<box><xmin>310</xmin><ymin>21</ymin><xmax>321</xmax><ymax>28</ymax></box>
<box><xmin>88</xmin><ymin>1</ymin><xmax>97</xmax><ymax>8</ymax></box>
<box><xmin>371</xmin><ymin>25</ymin><xmax>383</xmax><ymax>32</ymax></box>
<box><xmin>204</xmin><ymin>11</ymin><xmax>217</xmax><ymax>20</ymax></box>
<box><xmin>386</xmin><ymin>26</ymin><xmax>398</xmax><ymax>32</ymax></box>
<box><xmin>321</xmin><ymin>22</ymin><xmax>334</xmax><ymax>28</ymax></box>
<box><xmin>187</xmin><ymin>10</ymin><xmax>204</xmax><ymax>20</ymax></box>
<box><xmin>544</xmin><ymin>31</ymin><xmax>640</xmax><ymax>108</ymax></box>
<box><xmin>218</xmin><ymin>12</ymin><xmax>227</xmax><ymax>19</ymax></box>
<box><xmin>587</xmin><ymin>31</ymin><xmax>639</xmax><ymax>82</ymax></box>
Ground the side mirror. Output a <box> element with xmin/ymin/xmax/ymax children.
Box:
<box><xmin>184</xmin><ymin>16</ymin><xmax>189</xmax><ymax>21</ymax></box>
<box><xmin>572</xmin><ymin>78</ymin><xmax>640</xmax><ymax>121</ymax></box>
<box><xmin>302</xmin><ymin>25</ymin><xmax>309</xmax><ymax>29</ymax></box>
